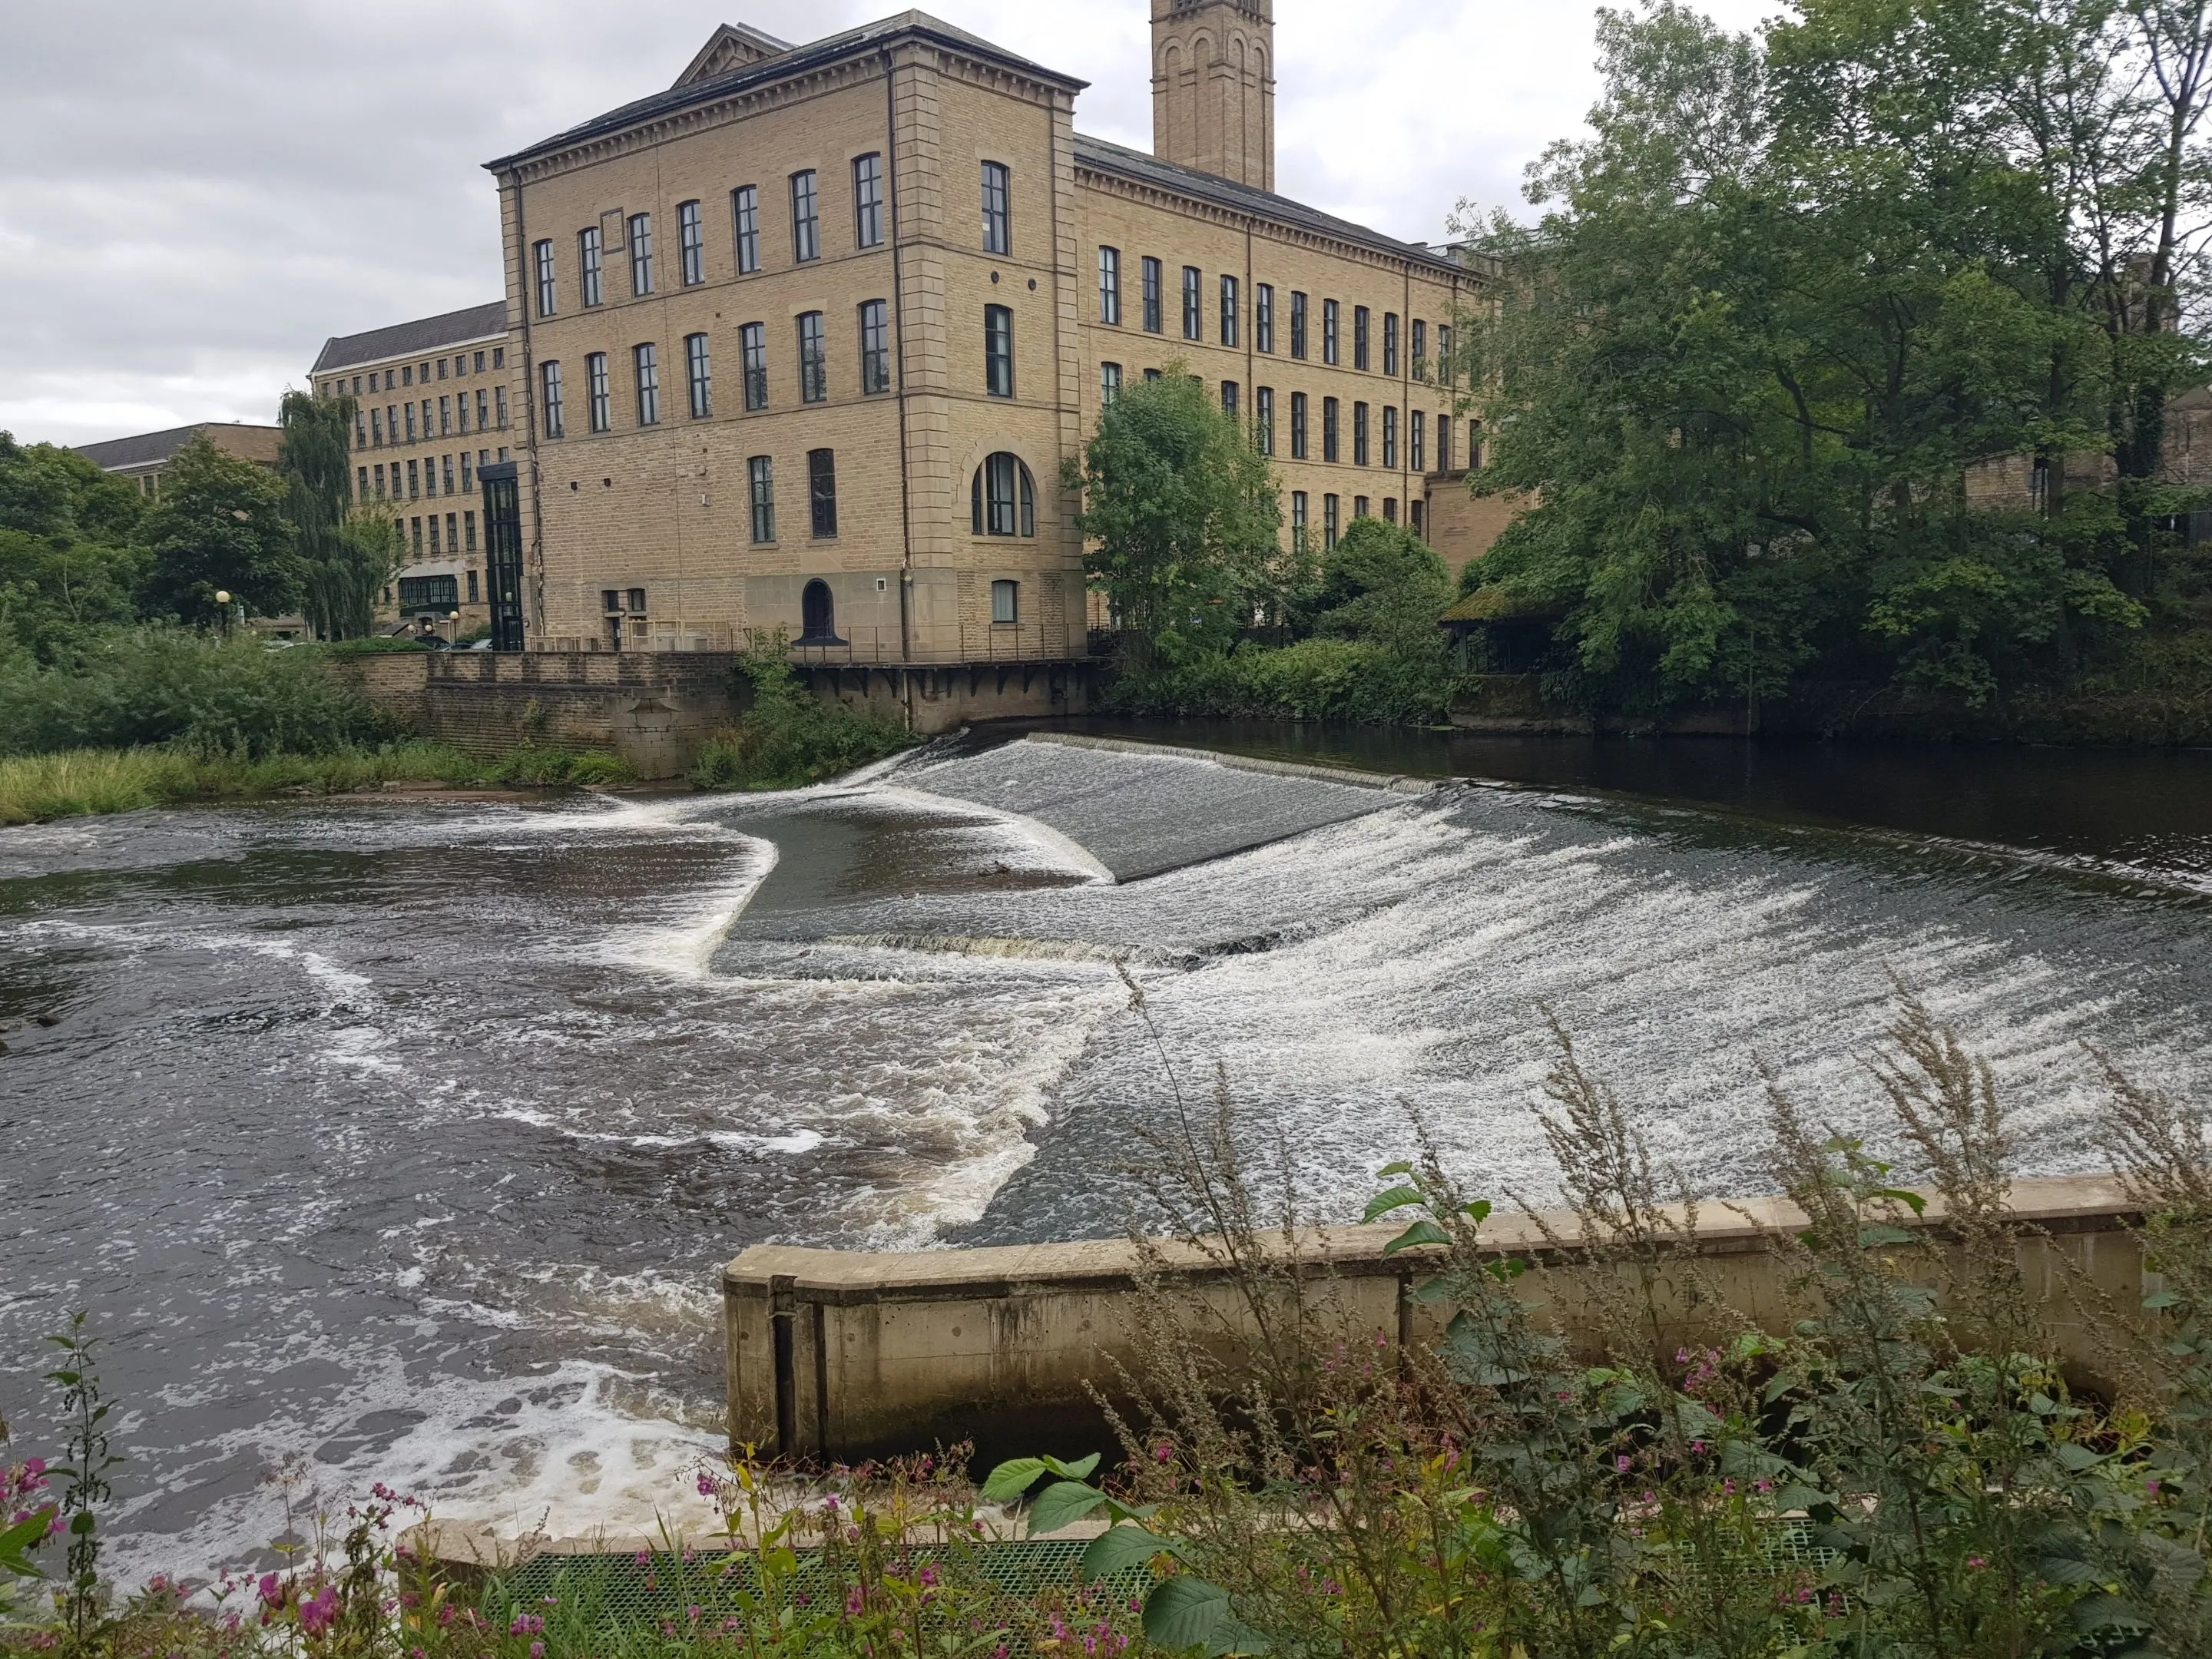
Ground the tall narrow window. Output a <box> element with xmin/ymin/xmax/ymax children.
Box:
<box><xmin>475</xmin><ymin>389</ymin><xmax>489</xmax><ymax>432</ymax></box>
<box><xmin>407</xmin><ymin>460</ymin><xmax>419</xmax><ymax>498</ymax></box>
<box><xmin>495</xmin><ymin>384</ymin><xmax>507</xmax><ymax>428</ymax></box>
<box><xmin>1182</xmin><ymin>267</ymin><xmax>1202</xmax><ymax>340</ymax></box>
<box><xmin>732</xmin><ymin>186</ymin><xmax>760</xmax><ymax>273</ymax></box>
<box><xmin>460</xmin><ymin>452</ymin><xmax>472</xmax><ymax>492</ymax></box>
<box><xmin>678</xmin><ymin>200</ymin><xmax>704</xmax><ymax>285</ymax></box>
<box><xmin>356</xmin><ymin>465</ymin><xmax>369</xmax><ymax>499</ymax></box>
<box><xmin>1383</xmin><ymin>497</ymin><xmax>1397</xmax><ymax>524</ymax></box>
<box><xmin>1353</xmin><ymin>401</ymin><xmax>1369</xmax><ymax>465</ymax></box>
<box><xmin>455</xmin><ymin>394</ymin><xmax>469</xmax><ymax>435</ymax></box>
<box><xmin>686</xmin><ymin>333</ymin><xmax>712</xmax><ymax>418</ymax></box>
<box><xmin>1355</xmin><ymin>495</ymin><xmax>1368</xmax><ymax>522</ymax></box>
<box><xmin>1354</xmin><ymin>306</ymin><xmax>1371</xmax><ymax>371</ymax></box>
<box><xmin>628</xmin><ymin>213</ymin><xmax>654</xmax><ymax>296</ymax></box>
<box><xmin>404</xmin><ymin>402</ymin><xmax>416</xmax><ymax>442</ymax></box>
<box><xmin>534</xmin><ymin>240</ymin><xmax>556</xmax><ymax>316</ymax></box>
<box><xmin>859</xmin><ymin>300</ymin><xmax>891</xmax><ymax>394</ymax></box>
<box><xmin>1411</xmin><ymin>320</ymin><xmax>1426</xmax><ymax>381</ymax></box>
<box><xmin>1291</xmin><ymin>490</ymin><xmax>1308</xmax><ymax>555</ymax></box>
<box><xmin>1437</xmin><ymin>324</ymin><xmax>1452</xmax><ymax>386</ymax></box>
<box><xmin>1099</xmin><ymin>246</ymin><xmax>1121</xmax><ymax>325</ymax></box>
<box><xmin>972</xmin><ymin>452</ymin><xmax>1036</xmax><ymax>537</ymax></box>
<box><xmin>748</xmin><ymin>456</ymin><xmax>775</xmax><ymax>543</ymax></box>
<box><xmin>1383</xmin><ymin>311</ymin><xmax>1399</xmax><ymax>376</ymax></box>
<box><xmin>371</xmin><ymin>409</ymin><xmax>384</xmax><ymax>447</ymax></box>
<box><xmin>1256</xmin><ymin>386</ymin><xmax>1274</xmax><ymax>456</ymax></box>
<box><xmin>1101</xmin><ymin>361</ymin><xmax>1122</xmax><ymax>404</ymax></box>
<box><xmin>741</xmin><ymin>322</ymin><xmax>768</xmax><ymax>410</ymax></box>
<box><xmin>1436</xmin><ymin>414</ymin><xmax>1451</xmax><ymax>472</ymax></box>
<box><xmin>634</xmin><ymin>343</ymin><xmax>660</xmax><ymax>426</ymax></box>
<box><xmin>1220</xmin><ymin>274</ymin><xmax>1239</xmax><ymax>347</ymax></box>
<box><xmin>1323</xmin><ymin>493</ymin><xmax>1339</xmax><ymax>550</ymax></box>
<box><xmin>1290</xmin><ymin>391</ymin><xmax>1308</xmax><ymax>459</ymax></box>
<box><xmin>1221</xmin><ymin>380</ymin><xmax>1239</xmax><ymax>417</ymax></box>
<box><xmin>578</xmin><ymin>225</ymin><xmax>602</xmax><ymax>306</ymax></box>
<box><xmin>981</xmin><ymin>161</ymin><xmax>1010</xmax><ymax>253</ymax></box>
<box><xmin>1323</xmin><ymin>300</ymin><xmax>1339</xmax><ymax>365</ymax></box>
<box><xmin>443</xmin><ymin>454</ymin><xmax>455</xmax><ymax>492</ymax></box>
<box><xmin>985</xmin><ymin>305</ymin><xmax>1014</xmax><ymax>398</ymax></box>
<box><xmin>853</xmin><ymin>153</ymin><xmax>885</xmax><ymax>249</ymax></box>
<box><xmin>1323</xmin><ymin>396</ymin><xmax>1339</xmax><ymax>463</ymax></box>
<box><xmin>541</xmin><ymin>362</ymin><xmax>563</xmax><ymax>438</ymax></box>
<box><xmin>1256</xmin><ymin>283</ymin><xmax>1274</xmax><ymax>353</ymax></box>
<box><xmin>798</xmin><ymin>312</ymin><xmax>828</xmax><ymax>402</ymax></box>
<box><xmin>1290</xmin><ymin>291</ymin><xmax>1308</xmax><ymax>359</ymax></box>
<box><xmin>1410</xmin><ymin>409</ymin><xmax>1425</xmax><ymax>473</ymax></box>
<box><xmin>439</xmin><ymin>396</ymin><xmax>452</xmax><ymax>435</ymax></box>
<box><xmin>1141</xmin><ymin>257</ymin><xmax>1163</xmax><ymax>333</ymax></box>
<box><xmin>808</xmin><ymin>448</ymin><xmax>837</xmax><ymax>538</ymax></box>
<box><xmin>791</xmin><ymin>171</ymin><xmax>820</xmax><ymax>263</ymax></box>
<box><xmin>1382</xmin><ymin>405</ymin><xmax>1397</xmax><ymax>470</ymax></box>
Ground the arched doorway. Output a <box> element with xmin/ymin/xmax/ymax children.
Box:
<box><xmin>799</xmin><ymin>578</ymin><xmax>841</xmax><ymax>644</ymax></box>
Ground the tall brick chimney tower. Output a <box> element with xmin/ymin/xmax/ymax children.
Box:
<box><xmin>1151</xmin><ymin>0</ymin><xmax>1275</xmax><ymax>190</ymax></box>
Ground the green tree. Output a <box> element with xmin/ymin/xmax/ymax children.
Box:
<box><xmin>1296</xmin><ymin>515</ymin><xmax>1453</xmax><ymax>658</ymax></box>
<box><xmin>134</xmin><ymin>435</ymin><xmax>300</xmax><ymax>627</ymax></box>
<box><xmin>0</xmin><ymin>434</ymin><xmax>147</xmax><ymax>661</ymax></box>
<box><xmin>277</xmin><ymin>389</ymin><xmax>398</xmax><ymax>639</ymax></box>
<box><xmin>1066</xmin><ymin>368</ymin><xmax>1283</xmax><ymax>667</ymax></box>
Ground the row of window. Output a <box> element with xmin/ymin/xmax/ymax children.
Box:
<box><xmin>1098</xmin><ymin>364</ymin><xmax>1475</xmax><ymax>474</ymax></box>
<box><xmin>359</xmin><ymin>386</ymin><xmax>509</xmax><ymax>451</ymax></box>
<box><xmin>324</xmin><ymin>346</ymin><xmax>504</xmax><ymax>402</ymax></box>
<box><xmin>1288</xmin><ymin>490</ymin><xmax>1426</xmax><ymax>551</ymax></box>
<box><xmin>354</xmin><ymin>446</ymin><xmax>509</xmax><ymax>505</ymax></box>
<box><xmin>391</xmin><ymin>569</ymin><xmax>482</xmax><ymax>609</ymax></box>
<box><xmin>530</xmin><ymin>160</ymin><xmax>1015</xmax><ymax>318</ymax></box>
<box><xmin>735</xmin><ymin>448</ymin><xmax>842</xmax><ymax>543</ymax></box>
<box><xmin>1096</xmin><ymin>253</ymin><xmax>1455</xmax><ymax>381</ymax></box>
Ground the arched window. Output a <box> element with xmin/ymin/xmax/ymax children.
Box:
<box><xmin>800</xmin><ymin>578</ymin><xmax>839</xmax><ymax>643</ymax></box>
<box><xmin>969</xmin><ymin>452</ymin><xmax>1036</xmax><ymax>538</ymax></box>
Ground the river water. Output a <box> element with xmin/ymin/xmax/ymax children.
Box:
<box><xmin>3</xmin><ymin>726</ymin><xmax>2210</xmax><ymax>1582</ymax></box>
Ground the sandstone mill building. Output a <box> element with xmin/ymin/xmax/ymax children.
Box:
<box><xmin>308</xmin><ymin>0</ymin><xmax>1501</xmax><ymax>675</ymax></box>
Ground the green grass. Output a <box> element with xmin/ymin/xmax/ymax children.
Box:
<box><xmin>0</xmin><ymin>743</ymin><xmax>631</xmax><ymax>826</ymax></box>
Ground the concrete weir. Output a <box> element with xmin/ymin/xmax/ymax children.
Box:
<box><xmin>724</xmin><ymin>1177</ymin><xmax>2151</xmax><ymax>1465</ymax></box>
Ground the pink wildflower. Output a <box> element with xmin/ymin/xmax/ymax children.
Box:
<box><xmin>297</xmin><ymin>1586</ymin><xmax>339</xmax><ymax>1636</ymax></box>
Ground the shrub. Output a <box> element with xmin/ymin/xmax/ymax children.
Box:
<box><xmin>1107</xmin><ymin>635</ymin><xmax>1459</xmax><ymax>724</ymax></box>
<box><xmin>690</xmin><ymin>634</ymin><xmax>916</xmax><ymax>791</ymax></box>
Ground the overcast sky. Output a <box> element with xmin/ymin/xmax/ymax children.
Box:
<box><xmin>0</xmin><ymin>0</ymin><xmax>1778</xmax><ymax>449</ymax></box>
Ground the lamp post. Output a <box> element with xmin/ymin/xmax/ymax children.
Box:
<box><xmin>448</xmin><ymin>610</ymin><xmax>461</xmax><ymax>646</ymax></box>
<box><xmin>214</xmin><ymin>590</ymin><xmax>231</xmax><ymax>641</ymax></box>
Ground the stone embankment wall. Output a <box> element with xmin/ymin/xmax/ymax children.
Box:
<box><xmin>725</xmin><ymin>1177</ymin><xmax>2148</xmax><ymax>1465</ymax></box>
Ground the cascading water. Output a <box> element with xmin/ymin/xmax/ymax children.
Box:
<box><xmin>2</xmin><ymin>730</ymin><xmax>2209</xmax><ymax>1583</ymax></box>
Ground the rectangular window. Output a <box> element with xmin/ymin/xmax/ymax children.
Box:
<box><xmin>1323</xmin><ymin>493</ymin><xmax>1339</xmax><ymax>550</ymax></box>
<box><xmin>404</xmin><ymin>403</ymin><xmax>417</xmax><ymax>442</ymax></box>
<box><xmin>493</xmin><ymin>347</ymin><xmax>504</xmax><ymax>369</ymax></box>
<box><xmin>439</xmin><ymin>395</ymin><xmax>452</xmax><ymax>436</ymax></box>
<box><xmin>992</xmin><ymin>578</ymin><xmax>1018</xmax><ymax>625</ymax></box>
<box><xmin>356</xmin><ymin>465</ymin><xmax>368</xmax><ymax>500</ymax></box>
<box><xmin>1435</xmin><ymin>415</ymin><xmax>1451</xmax><ymax>472</ymax></box>
<box><xmin>407</xmin><ymin>459</ymin><xmax>420</xmax><ymax>498</ymax></box>
<box><xmin>1145</xmin><ymin>368</ymin><xmax>1162</xmax><ymax>382</ymax></box>
<box><xmin>1291</xmin><ymin>490</ymin><xmax>1308</xmax><ymax>555</ymax></box>
<box><xmin>1382</xmin><ymin>405</ymin><xmax>1397</xmax><ymax>470</ymax></box>
<box><xmin>421</xmin><ymin>398</ymin><xmax>432</xmax><ymax>440</ymax></box>
<box><xmin>790</xmin><ymin>171</ymin><xmax>820</xmax><ymax>263</ymax></box>
<box><xmin>1410</xmin><ymin>410</ymin><xmax>1425</xmax><ymax>473</ymax></box>
<box><xmin>402</xmin><ymin>366</ymin><xmax>412</xmax><ymax>386</ymax></box>
<box><xmin>373</xmin><ymin>463</ymin><xmax>385</xmax><ymax>499</ymax></box>
<box><xmin>1411</xmin><ymin>320</ymin><xmax>1426</xmax><ymax>382</ymax></box>
<box><xmin>495</xmin><ymin>384</ymin><xmax>507</xmax><ymax>429</ymax></box>
<box><xmin>1437</xmin><ymin>324</ymin><xmax>1452</xmax><ymax>386</ymax></box>
<box><xmin>1255</xmin><ymin>386</ymin><xmax>1273</xmax><ymax>456</ymax></box>
<box><xmin>1354</xmin><ymin>306</ymin><xmax>1371</xmax><ymax>372</ymax></box>
<box><xmin>475</xmin><ymin>389</ymin><xmax>490</xmax><ymax>432</ymax></box>
<box><xmin>1383</xmin><ymin>312</ymin><xmax>1399</xmax><ymax>377</ymax></box>
<box><xmin>733</xmin><ymin>186</ymin><xmax>760</xmax><ymax>273</ymax></box>
<box><xmin>1383</xmin><ymin>497</ymin><xmax>1398</xmax><ymax>523</ymax></box>
<box><xmin>1099</xmin><ymin>246</ymin><xmax>1121</xmax><ymax>325</ymax></box>
<box><xmin>628</xmin><ymin>212</ymin><xmax>654</xmax><ymax>295</ymax></box>
<box><xmin>1323</xmin><ymin>300</ymin><xmax>1339</xmax><ymax>365</ymax></box>
<box><xmin>442</xmin><ymin>454</ymin><xmax>455</xmax><ymax>493</ymax></box>
<box><xmin>429</xmin><ymin>514</ymin><xmax>441</xmax><ymax>555</ymax></box>
<box><xmin>534</xmin><ymin>240</ymin><xmax>555</xmax><ymax>316</ymax></box>
<box><xmin>808</xmin><ymin>448</ymin><xmax>837</xmax><ymax>538</ymax></box>
<box><xmin>1220</xmin><ymin>274</ymin><xmax>1239</xmax><ymax>347</ymax></box>
<box><xmin>1141</xmin><ymin>257</ymin><xmax>1163</xmax><ymax>333</ymax></box>
<box><xmin>371</xmin><ymin>408</ymin><xmax>384</xmax><ymax>446</ymax></box>
<box><xmin>1354</xmin><ymin>401</ymin><xmax>1369</xmax><ymax>466</ymax></box>
<box><xmin>859</xmin><ymin>300</ymin><xmax>891</xmax><ymax>395</ymax></box>
<box><xmin>1290</xmin><ymin>390</ymin><xmax>1308</xmax><ymax>459</ymax></box>
<box><xmin>455</xmin><ymin>394</ymin><xmax>469</xmax><ymax>435</ymax></box>
<box><xmin>678</xmin><ymin>200</ymin><xmax>704</xmax><ymax>285</ymax></box>
<box><xmin>1290</xmin><ymin>291</ymin><xmax>1308</xmax><ymax>359</ymax></box>
<box><xmin>686</xmin><ymin>333</ymin><xmax>712</xmax><ymax>418</ymax></box>
<box><xmin>579</xmin><ymin>225</ymin><xmax>603</xmax><ymax>306</ymax></box>
<box><xmin>1256</xmin><ymin>283</ymin><xmax>1274</xmax><ymax>354</ymax></box>
<box><xmin>446</xmin><ymin>511</ymin><xmax>459</xmax><ymax>548</ymax></box>
<box><xmin>634</xmin><ymin>343</ymin><xmax>660</xmax><ymax>426</ymax></box>
<box><xmin>467</xmin><ymin>566</ymin><xmax>479</xmax><ymax>602</ymax></box>
<box><xmin>748</xmin><ymin>455</ymin><xmax>775</xmax><ymax>543</ymax></box>
<box><xmin>1354</xmin><ymin>495</ymin><xmax>1369</xmax><ymax>520</ymax></box>
<box><xmin>1323</xmin><ymin>396</ymin><xmax>1339</xmax><ymax>462</ymax></box>
<box><xmin>1411</xmin><ymin>499</ymin><xmax>1424</xmax><ymax>535</ymax></box>
<box><xmin>853</xmin><ymin>153</ymin><xmax>885</xmax><ymax>249</ymax></box>
<box><xmin>1221</xmin><ymin>380</ymin><xmax>1239</xmax><ymax>417</ymax></box>
<box><xmin>741</xmin><ymin>322</ymin><xmax>768</xmax><ymax>410</ymax></box>
<box><xmin>985</xmin><ymin>304</ymin><xmax>1014</xmax><ymax>398</ymax></box>
<box><xmin>1101</xmin><ymin>361</ymin><xmax>1122</xmax><ymax>404</ymax></box>
<box><xmin>981</xmin><ymin>161</ymin><xmax>1010</xmax><ymax>253</ymax></box>
<box><xmin>798</xmin><ymin>312</ymin><xmax>827</xmax><ymax>402</ymax></box>
<box><xmin>1181</xmin><ymin>266</ymin><xmax>1201</xmax><ymax>341</ymax></box>
<box><xmin>461</xmin><ymin>452</ymin><xmax>473</xmax><ymax>493</ymax></box>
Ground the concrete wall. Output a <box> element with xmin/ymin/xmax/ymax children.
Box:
<box><xmin>724</xmin><ymin>1177</ymin><xmax>2149</xmax><ymax>1465</ymax></box>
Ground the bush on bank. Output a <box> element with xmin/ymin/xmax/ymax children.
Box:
<box><xmin>690</xmin><ymin>637</ymin><xmax>916</xmax><ymax>792</ymax></box>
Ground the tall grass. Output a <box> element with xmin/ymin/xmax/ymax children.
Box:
<box><xmin>690</xmin><ymin>636</ymin><xmax>916</xmax><ymax>792</ymax></box>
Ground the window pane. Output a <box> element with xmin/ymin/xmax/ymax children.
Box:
<box><xmin>1257</xmin><ymin>283</ymin><xmax>1273</xmax><ymax>354</ymax></box>
<box><xmin>985</xmin><ymin>306</ymin><xmax>1014</xmax><ymax>399</ymax></box>
<box><xmin>1220</xmin><ymin>274</ymin><xmax>1237</xmax><ymax>347</ymax></box>
<box><xmin>628</xmin><ymin>213</ymin><xmax>653</xmax><ymax>295</ymax></box>
<box><xmin>679</xmin><ymin>200</ymin><xmax>704</xmax><ymax>285</ymax></box>
<box><xmin>580</xmin><ymin>227</ymin><xmax>602</xmax><ymax>305</ymax></box>
<box><xmin>808</xmin><ymin>447</ymin><xmax>837</xmax><ymax>538</ymax></box>
<box><xmin>634</xmin><ymin>343</ymin><xmax>660</xmax><ymax>426</ymax></box>
<box><xmin>1101</xmin><ymin>361</ymin><xmax>1122</xmax><ymax>404</ymax></box>
<box><xmin>992</xmin><ymin>579</ymin><xmax>1018</xmax><ymax>624</ymax></box>
<box><xmin>792</xmin><ymin>171</ymin><xmax>820</xmax><ymax>263</ymax></box>
<box><xmin>687</xmin><ymin>333</ymin><xmax>712</xmax><ymax>419</ymax></box>
<box><xmin>541</xmin><ymin>362</ymin><xmax>563</xmax><ymax>438</ymax></box>
<box><xmin>853</xmin><ymin>153</ymin><xmax>884</xmax><ymax>249</ymax></box>
<box><xmin>1182</xmin><ymin>266</ymin><xmax>1200</xmax><ymax>340</ymax></box>
<box><xmin>1099</xmin><ymin>246</ymin><xmax>1120</xmax><ymax>325</ymax></box>
<box><xmin>733</xmin><ymin>186</ymin><xmax>760</xmax><ymax>274</ymax></box>
<box><xmin>982</xmin><ymin>161</ymin><xmax>1010</xmax><ymax>253</ymax></box>
<box><xmin>799</xmin><ymin>312</ymin><xmax>827</xmax><ymax>402</ymax></box>
<box><xmin>533</xmin><ymin>240</ymin><xmax>556</xmax><ymax>317</ymax></box>
<box><xmin>860</xmin><ymin>300</ymin><xmax>891</xmax><ymax>394</ymax></box>
<box><xmin>1142</xmin><ymin>257</ymin><xmax>1163</xmax><ymax>333</ymax></box>
<box><xmin>749</xmin><ymin>455</ymin><xmax>775</xmax><ymax>543</ymax></box>
<box><xmin>741</xmin><ymin>323</ymin><xmax>768</xmax><ymax>410</ymax></box>
<box><xmin>1256</xmin><ymin>386</ymin><xmax>1273</xmax><ymax>456</ymax></box>
<box><xmin>587</xmin><ymin>353</ymin><xmax>609</xmax><ymax>432</ymax></box>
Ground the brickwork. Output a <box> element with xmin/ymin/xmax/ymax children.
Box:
<box><xmin>1151</xmin><ymin>0</ymin><xmax>1275</xmax><ymax>192</ymax></box>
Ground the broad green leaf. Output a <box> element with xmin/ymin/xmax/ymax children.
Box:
<box><xmin>1041</xmin><ymin>1453</ymin><xmax>1101</xmax><ymax>1482</ymax></box>
<box><xmin>1409</xmin><ymin>1277</ymin><xmax>1459</xmax><ymax>1304</ymax></box>
<box><xmin>979</xmin><ymin>1458</ymin><xmax>1047</xmax><ymax>1504</ymax></box>
<box><xmin>1026</xmin><ymin>1480</ymin><xmax>1110</xmax><ymax>1538</ymax></box>
<box><xmin>1869</xmin><ymin>1188</ymin><xmax>1927</xmax><ymax>1217</ymax></box>
<box><xmin>1144</xmin><ymin>1576</ymin><xmax>1230</xmax><ymax>1651</ymax></box>
<box><xmin>1382</xmin><ymin>1219</ymin><xmax>1452</xmax><ymax>1257</ymax></box>
<box><xmin>2143</xmin><ymin>1290</ymin><xmax>2183</xmax><ymax>1310</ymax></box>
<box><xmin>1361</xmin><ymin>1186</ymin><xmax>1429</xmax><ymax>1224</ymax></box>
<box><xmin>1082</xmin><ymin>1524</ymin><xmax>1175</xmax><ymax>1579</ymax></box>
<box><xmin>1376</xmin><ymin>1161</ymin><xmax>1413</xmax><ymax>1177</ymax></box>
<box><xmin>2054</xmin><ymin>1442</ymin><xmax>2107</xmax><ymax>1471</ymax></box>
<box><xmin>1461</xmin><ymin>1200</ymin><xmax>1492</xmax><ymax>1224</ymax></box>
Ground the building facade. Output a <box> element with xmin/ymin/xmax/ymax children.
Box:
<box><xmin>73</xmin><ymin>422</ymin><xmax>282</xmax><ymax>498</ymax></box>
<box><xmin>308</xmin><ymin>302</ymin><xmax>515</xmax><ymax>634</ymax></box>
<box><xmin>469</xmin><ymin>4</ymin><xmax>1491</xmax><ymax>660</ymax></box>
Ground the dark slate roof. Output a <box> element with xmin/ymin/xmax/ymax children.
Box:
<box><xmin>1072</xmin><ymin>134</ymin><xmax>1462</xmax><ymax>275</ymax></box>
<box><xmin>72</xmin><ymin>422</ymin><xmax>277</xmax><ymax>472</ymax></box>
<box><xmin>310</xmin><ymin>302</ymin><xmax>509</xmax><ymax>375</ymax></box>
<box><xmin>486</xmin><ymin>11</ymin><xmax>1085</xmax><ymax>171</ymax></box>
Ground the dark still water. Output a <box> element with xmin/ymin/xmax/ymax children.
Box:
<box><xmin>2</xmin><ymin>730</ymin><xmax>2210</xmax><ymax>1581</ymax></box>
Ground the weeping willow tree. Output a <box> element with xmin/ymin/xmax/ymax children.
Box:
<box><xmin>278</xmin><ymin>389</ymin><xmax>398</xmax><ymax>639</ymax></box>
